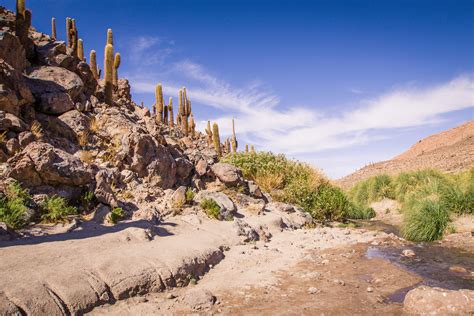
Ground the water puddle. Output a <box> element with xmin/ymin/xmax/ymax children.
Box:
<box><xmin>367</xmin><ymin>244</ymin><xmax>474</xmax><ymax>302</ymax></box>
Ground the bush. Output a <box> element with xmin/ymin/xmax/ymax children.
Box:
<box><xmin>200</xmin><ymin>198</ymin><xmax>220</xmax><ymax>219</ymax></box>
<box><xmin>222</xmin><ymin>152</ymin><xmax>366</xmax><ymax>222</ymax></box>
<box><xmin>109</xmin><ymin>207</ymin><xmax>125</xmax><ymax>224</ymax></box>
<box><xmin>185</xmin><ymin>188</ymin><xmax>195</xmax><ymax>204</ymax></box>
<box><xmin>402</xmin><ymin>200</ymin><xmax>449</xmax><ymax>242</ymax></box>
<box><xmin>348</xmin><ymin>174</ymin><xmax>395</xmax><ymax>206</ymax></box>
<box><xmin>0</xmin><ymin>181</ymin><xmax>31</xmax><ymax>230</ymax></box>
<box><xmin>41</xmin><ymin>196</ymin><xmax>77</xmax><ymax>223</ymax></box>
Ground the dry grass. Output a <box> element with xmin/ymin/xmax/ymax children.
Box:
<box><xmin>77</xmin><ymin>130</ymin><xmax>90</xmax><ymax>149</ymax></box>
<box><xmin>0</xmin><ymin>131</ymin><xmax>7</xmax><ymax>144</ymax></box>
<box><xmin>30</xmin><ymin>121</ymin><xmax>44</xmax><ymax>139</ymax></box>
<box><xmin>102</xmin><ymin>137</ymin><xmax>121</xmax><ymax>163</ymax></box>
<box><xmin>89</xmin><ymin>117</ymin><xmax>99</xmax><ymax>134</ymax></box>
<box><xmin>78</xmin><ymin>150</ymin><xmax>94</xmax><ymax>164</ymax></box>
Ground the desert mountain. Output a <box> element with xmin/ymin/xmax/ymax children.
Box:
<box><xmin>337</xmin><ymin>120</ymin><xmax>474</xmax><ymax>188</ymax></box>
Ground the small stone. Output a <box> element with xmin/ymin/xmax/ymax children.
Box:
<box><xmin>321</xmin><ymin>259</ymin><xmax>330</xmax><ymax>265</ymax></box>
<box><xmin>166</xmin><ymin>293</ymin><xmax>176</xmax><ymax>299</ymax></box>
<box><xmin>333</xmin><ymin>279</ymin><xmax>345</xmax><ymax>286</ymax></box>
<box><xmin>307</xmin><ymin>287</ymin><xmax>320</xmax><ymax>294</ymax></box>
<box><xmin>367</xmin><ymin>287</ymin><xmax>374</xmax><ymax>293</ymax></box>
<box><xmin>402</xmin><ymin>249</ymin><xmax>416</xmax><ymax>257</ymax></box>
<box><xmin>449</xmin><ymin>266</ymin><xmax>467</xmax><ymax>273</ymax></box>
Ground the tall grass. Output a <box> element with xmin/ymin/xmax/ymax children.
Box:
<box><xmin>347</xmin><ymin>169</ymin><xmax>473</xmax><ymax>241</ymax></box>
<box><xmin>222</xmin><ymin>152</ymin><xmax>374</xmax><ymax>221</ymax></box>
<box><xmin>0</xmin><ymin>181</ymin><xmax>32</xmax><ymax>229</ymax></box>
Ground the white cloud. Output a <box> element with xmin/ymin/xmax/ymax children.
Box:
<box><xmin>128</xmin><ymin>58</ymin><xmax>474</xmax><ymax>177</ymax></box>
<box><xmin>129</xmin><ymin>36</ymin><xmax>172</xmax><ymax>66</ymax></box>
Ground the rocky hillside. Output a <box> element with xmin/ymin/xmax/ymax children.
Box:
<box><xmin>0</xmin><ymin>4</ymin><xmax>253</xmax><ymax>229</ymax></box>
<box><xmin>337</xmin><ymin>120</ymin><xmax>474</xmax><ymax>189</ymax></box>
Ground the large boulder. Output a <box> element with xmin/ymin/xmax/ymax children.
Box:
<box><xmin>0</xmin><ymin>32</ymin><xmax>28</xmax><ymax>70</ymax></box>
<box><xmin>26</xmin><ymin>66</ymin><xmax>84</xmax><ymax>114</ymax></box>
<box><xmin>211</xmin><ymin>163</ymin><xmax>244</xmax><ymax>186</ymax></box>
<box><xmin>0</xmin><ymin>59</ymin><xmax>35</xmax><ymax>116</ymax></box>
<box><xmin>7</xmin><ymin>142</ymin><xmax>93</xmax><ymax>186</ymax></box>
<box><xmin>403</xmin><ymin>286</ymin><xmax>474</xmax><ymax>315</ymax></box>
<box><xmin>194</xmin><ymin>191</ymin><xmax>236</xmax><ymax>220</ymax></box>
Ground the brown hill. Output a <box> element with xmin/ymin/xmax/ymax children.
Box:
<box><xmin>337</xmin><ymin>120</ymin><xmax>474</xmax><ymax>189</ymax></box>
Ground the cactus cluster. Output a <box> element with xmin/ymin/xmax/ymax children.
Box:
<box><xmin>66</xmin><ymin>17</ymin><xmax>79</xmax><ymax>57</ymax></box>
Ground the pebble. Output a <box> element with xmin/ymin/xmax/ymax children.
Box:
<box><xmin>166</xmin><ymin>293</ymin><xmax>176</xmax><ymax>299</ymax></box>
<box><xmin>307</xmin><ymin>287</ymin><xmax>320</xmax><ymax>294</ymax></box>
<box><xmin>449</xmin><ymin>266</ymin><xmax>467</xmax><ymax>273</ymax></box>
<box><xmin>333</xmin><ymin>279</ymin><xmax>345</xmax><ymax>286</ymax></box>
<box><xmin>367</xmin><ymin>287</ymin><xmax>374</xmax><ymax>293</ymax></box>
<box><xmin>402</xmin><ymin>249</ymin><xmax>416</xmax><ymax>257</ymax></box>
<box><xmin>321</xmin><ymin>259</ymin><xmax>330</xmax><ymax>265</ymax></box>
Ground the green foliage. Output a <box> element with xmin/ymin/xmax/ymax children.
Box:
<box><xmin>41</xmin><ymin>196</ymin><xmax>77</xmax><ymax>223</ymax></box>
<box><xmin>348</xmin><ymin>168</ymin><xmax>473</xmax><ymax>241</ymax></box>
<box><xmin>222</xmin><ymin>152</ymin><xmax>369</xmax><ymax>222</ymax></box>
<box><xmin>0</xmin><ymin>181</ymin><xmax>31</xmax><ymax>229</ymax></box>
<box><xmin>185</xmin><ymin>188</ymin><xmax>195</xmax><ymax>203</ymax></box>
<box><xmin>80</xmin><ymin>191</ymin><xmax>95</xmax><ymax>211</ymax></box>
<box><xmin>402</xmin><ymin>200</ymin><xmax>450</xmax><ymax>242</ymax></box>
<box><xmin>200</xmin><ymin>198</ymin><xmax>221</xmax><ymax>219</ymax></box>
<box><xmin>109</xmin><ymin>207</ymin><xmax>125</xmax><ymax>224</ymax></box>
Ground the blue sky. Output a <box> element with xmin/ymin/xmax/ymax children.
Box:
<box><xmin>5</xmin><ymin>0</ymin><xmax>474</xmax><ymax>178</ymax></box>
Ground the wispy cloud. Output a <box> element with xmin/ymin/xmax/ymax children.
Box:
<box><xmin>128</xmin><ymin>56</ymin><xmax>473</xmax><ymax>177</ymax></box>
<box><xmin>129</xmin><ymin>36</ymin><xmax>173</xmax><ymax>66</ymax></box>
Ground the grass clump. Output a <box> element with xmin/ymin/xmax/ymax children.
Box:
<box><xmin>109</xmin><ymin>207</ymin><xmax>125</xmax><ymax>224</ymax></box>
<box><xmin>222</xmin><ymin>152</ymin><xmax>369</xmax><ymax>222</ymax></box>
<box><xmin>41</xmin><ymin>196</ymin><xmax>77</xmax><ymax>223</ymax></box>
<box><xmin>200</xmin><ymin>198</ymin><xmax>221</xmax><ymax>219</ymax></box>
<box><xmin>347</xmin><ymin>168</ymin><xmax>473</xmax><ymax>241</ymax></box>
<box><xmin>0</xmin><ymin>181</ymin><xmax>32</xmax><ymax>230</ymax></box>
<box><xmin>185</xmin><ymin>188</ymin><xmax>195</xmax><ymax>204</ymax></box>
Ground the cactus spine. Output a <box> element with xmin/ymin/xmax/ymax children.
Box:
<box><xmin>113</xmin><ymin>53</ymin><xmax>121</xmax><ymax>86</ymax></box>
<box><xmin>168</xmin><ymin>97</ymin><xmax>174</xmax><ymax>127</ymax></box>
<box><xmin>107</xmin><ymin>28</ymin><xmax>113</xmax><ymax>45</ymax></box>
<box><xmin>104</xmin><ymin>43</ymin><xmax>114</xmax><ymax>105</ymax></box>
<box><xmin>51</xmin><ymin>17</ymin><xmax>56</xmax><ymax>40</ymax></box>
<box><xmin>77</xmin><ymin>39</ymin><xmax>84</xmax><ymax>61</ymax></box>
<box><xmin>205</xmin><ymin>121</ymin><xmax>213</xmax><ymax>145</ymax></box>
<box><xmin>90</xmin><ymin>50</ymin><xmax>98</xmax><ymax>79</ymax></box>
<box><xmin>231</xmin><ymin>118</ymin><xmax>238</xmax><ymax>153</ymax></box>
<box><xmin>155</xmin><ymin>84</ymin><xmax>164</xmax><ymax>123</ymax></box>
<box><xmin>212</xmin><ymin>123</ymin><xmax>222</xmax><ymax>158</ymax></box>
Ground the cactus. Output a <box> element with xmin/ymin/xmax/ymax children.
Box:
<box><xmin>15</xmin><ymin>0</ymin><xmax>32</xmax><ymax>58</ymax></box>
<box><xmin>107</xmin><ymin>28</ymin><xmax>113</xmax><ymax>45</ymax></box>
<box><xmin>205</xmin><ymin>120</ymin><xmax>213</xmax><ymax>145</ymax></box>
<box><xmin>155</xmin><ymin>84</ymin><xmax>164</xmax><ymax>123</ymax></box>
<box><xmin>77</xmin><ymin>39</ymin><xmax>84</xmax><ymax>61</ymax></box>
<box><xmin>70</xmin><ymin>19</ymin><xmax>78</xmax><ymax>56</ymax></box>
<box><xmin>178</xmin><ymin>88</ymin><xmax>188</xmax><ymax>134</ymax></box>
<box><xmin>168</xmin><ymin>97</ymin><xmax>174</xmax><ymax>127</ymax></box>
<box><xmin>231</xmin><ymin>118</ymin><xmax>238</xmax><ymax>153</ymax></box>
<box><xmin>113</xmin><ymin>53</ymin><xmax>121</xmax><ymax>86</ymax></box>
<box><xmin>212</xmin><ymin>123</ymin><xmax>222</xmax><ymax>158</ymax></box>
<box><xmin>250</xmin><ymin>145</ymin><xmax>255</xmax><ymax>153</ymax></box>
<box><xmin>104</xmin><ymin>43</ymin><xmax>114</xmax><ymax>105</ymax></box>
<box><xmin>66</xmin><ymin>17</ymin><xmax>72</xmax><ymax>47</ymax></box>
<box><xmin>89</xmin><ymin>50</ymin><xmax>98</xmax><ymax>79</ymax></box>
<box><xmin>245</xmin><ymin>144</ymin><xmax>249</xmax><ymax>153</ymax></box>
<box><xmin>152</xmin><ymin>104</ymin><xmax>156</xmax><ymax>116</ymax></box>
<box><xmin>140</xmin><ymin>101</ymin><xmax>144</xmax><ymax>109</ymax></box>
<box><xmin>51</xmin><ymin>17</ymin><xmax>56</xmax><ymax>40</ymax></box>
<box><xmin>225</xmin><ymin>138</ymin><xmax>231</xmax><ymax>153</ymax></box>
<box><xmin>189</xmin><ymin>113</ymin><xmax>196</xmax><ymax>138</ymax></box>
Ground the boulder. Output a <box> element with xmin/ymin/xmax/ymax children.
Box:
<box><xmin>175</xmin><ymin>157</ymin><xmax>194</xmax><ymax>184</ymax></box>
<box><xmin>248</xmin><ymin>180</ymin><xmax>263</xmax><ymax>198</ymax></box>
<box><xmin>211</xmin><ymin>163</ymin><xmax>244</xmax><ymax>186</ymax></box>
<box><xmin>403</xmin><ymin>286</ymin><xmax>474</xmax><ymax>315</ymax></box>
<box><xmin>5</xmin><ymin>113</ymin><xmax>27</xmax><ymax>133</ymax></box>
<box><xmin>265</xmin><ymin>202</ymin><xmax>295</xmax><ymax>213</ymax></box>
<box><xmin>195</xmin><ymin>158</ymin><xmax>208</xmax><ymax>176</ymax></box>
<box><xmin>18</xmin><ymin>131</ymin><xmax>35</xmax><ymax>147</ymax></box>
<box><xmin>171</xmin><ymin>186</ymin><xmax>187</xmax><ymax>208</ymax></box>
<box><xmin>183</xmin><ymin>289</ymin><xmax>216</xmax><ymax>310</ymax></box>
<box><xmin>0</xmin><ymin>32</ymin><xmax>27</xmax><ymax>70</ymax></box>
<box><xmin>234</xmin><ymin>219</ymin><xmax>259</xmax><ymax>242</ymax></box>
<box><xmin>58</xmin><ymin>110</ymin><xmax>90</xmax><ymax>134</ymax></box>
<box><xmin>35</xmin><ymin>41</ymin><xmax>67</xmax><ymax>67</ymax></box>
<box><xmin>194</xmin><ymin>191</ymin><xmax>236</xmax><ymax>220</ymax></box>
<box><xmin>26</xmin><ymin>66</ymin><xmax>84</xmax><ymax>114</ymax></box>
<box><xmin>0</xmin><ymin>222</ymin><xmax>17</xmax><ymax>241</ymax></box>
<box><xmin>7</xmin><ymin>142</ymin><xmax>93</xmax><ymax>186</ymax></box>
<box><xmin>94</xmin><ymin>170</ymin><xmax>119</xmax><ymax>208</ymax></box>
<box><xmin>0</xmin><ymin>59</ymin><xmax>35</xmax><ymax>116</ymax></box>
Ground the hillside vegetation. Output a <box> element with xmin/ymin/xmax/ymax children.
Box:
<box><xmin>347</xmin><ymin>169</ymin><xmax>474</xmax><ymax>241</ymax></box>
<box><xmin>222</xmin><ymin>152</ymin><xmax>375</xmax><ymax>221</ymax></box>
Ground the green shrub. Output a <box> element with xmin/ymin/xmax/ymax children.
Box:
<box><xmin>402</xmin><ymin>200</ymin><xmax>449</xmax><ymax>242</ymax></box>
<box><xmin>80</xmin><ymin>191</ymin><xmax>95</xmax><ymax>211</ymax></box>
<box><xmin>348</xmin><ymin>174</ymin><xmax>395</xmax><ymax>206</ymax></box>
<box><xmin>0</xmin><ymin>181</ymin><xmax>32</xmax><ymax>230</ymax></box>
<box><xmin>222</xmin><ymin>152</ymin><xmax>364</xmax><ymax>222</ymax></box>
<box><xmin>185</xmin><ymin>188</ymin><xmax>195</xmax><ymax>203</ymax></box>
<box><xmin>109</xmin><ymin>207</ymin><xmax>125</xmax><ymax>224</ymax></box>
<box><xmin>346</xmin><ymin>204</ymin><xmax>376</xmax><ymax>220</ymax></box>
<box><xmin>200</xmin><ymin>198</ymin><xmax>220</xmax><ymax>219</ymax></box>
<box><xmin>41</xmin><ymin>196</ymin><xmax>77</xmax><ymax>223</ymax></box>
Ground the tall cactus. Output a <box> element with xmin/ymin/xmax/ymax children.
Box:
<box><xmin>163</xmin><ymin>104</ymin><xmax>169</xmax><ymax>125</ymax></box>
<box><xmin>155</xmin><ymin>84</ymin><xmax>164</xmax><ymax>123</ymax></box>
<box><xmin>107</xmin><ymin>28</ymin><xmax>113</xmax><ymax>45</ymax></box>
<box><xmin>113</xmin><ymin>53</ymin><xmax>121</xmax><ymax>86</ymax></box>
<box><xmin>51</xmin><ymin>17</ymin><xmax>56</xmax><ymax>40</ymax></box>
<box><xmin>212</xmin><ymin>123</ymin><xmax>222</xmax><ymax>158</ymax></box>
<box><xmin>77</xmin><ymin>39</ymin><xmax>84</xmax><ymax>61</ymax></box>
<box><xmin>225</xmin><ymin>138</ymin><xmax>231</xmax><ymax>153</ymax></box>
<box><xmin>104</xmin><ymin>43</ymin><xmax>114</xmax><ymax>105</ymax></box>
<box><xmin>90</xmin><ymin>50</ymin><xmax>98</xmax><ymax>79</ymax></box>
<box><xmin>250</xmin><ymin>145</ymin><xmax>255</xmax><ymax>153</ymax></box>
<box><xmin>66</xmin><ymin>17</ymin><xmax>72</xmax><ymax>47</ymax></box>
<box><xmin>168</xmin><ymin>97</ymin><xmax>174</xmax><ymax>127</ymax></box>
<box><xmin>245</xmin><ymin>144</ymin><xmax>249</xmax><ymax>153</ymax></box>
<box><xmin>205</xmin><ymin>121</ymin><xmax>213</xmax><ymax>145</ymax></box>
<box><xmin>70</xmin><ymin>19</ymin><xmax>78</xmax><ymax>56</ymax></box>
<box><xmin>231</xmin><ymin>118</ymin><xmax>238</xmax><ymax>153</ymax></box>
<box><xmin>15</xmin><ymin>0</ymin><xmax>32</xmax><ymax>58</ymax></box>
<box><xmin>189</xmin><ymin>113</ymin><xmax>196</xmax><ymax>138</ymax></box>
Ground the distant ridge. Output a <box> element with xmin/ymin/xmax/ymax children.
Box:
<box><xmin>336</xmin><ymin>120</ymin><xmax>474</xmax><ymax>189</ymax></box>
